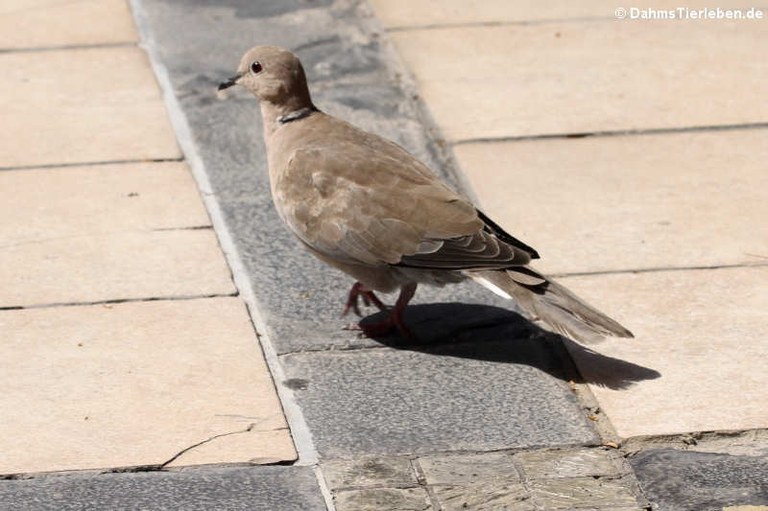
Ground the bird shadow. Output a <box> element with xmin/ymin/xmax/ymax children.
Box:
<box><xmin>360</xmin><ymin>303</ymin><xmax>660</xmax><ymax>391</ymax></box>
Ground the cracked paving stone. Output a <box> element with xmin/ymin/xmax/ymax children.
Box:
<box><xmin>515</xmin><ymin>447</ymin><xmax>622</xmax><ymax>479</ymax></box>
<box><xmin>529</xmin><ymin>477</ymin><xmax>640</xmax><ymax>510</ymax></box>
<box><xmin>432</xmin><ymin>481</ymin><xmax>534</xmax><ymax>511</ymax></box>
<box><xmin>323</xmin><ymin>457</ymin><xmax>418</xmax><ymax>490</ymax></box>
<box><xmin>334</xmin><ymin>487</ymin><xmax>432</xmax><ymax>511</ymax></box>
<box><xmin>418</xmin><ymin>452</ymin><xmax>521</xmax><ymax>485</ymax></box>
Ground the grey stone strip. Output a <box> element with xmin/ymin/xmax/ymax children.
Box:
<box><xmin>629</xmin><ymin>448</ymin><xmax>768</xmax><ymax>511</ymax></box>
<box><xmin>0</xmin><ymin>466</ymin><xmax>327</xmax><ymax>511</ymax></box>
<box><xmin>280</xmin><ymin>341</ymin><xmax>598</xmax><ymax>459</ymax></box>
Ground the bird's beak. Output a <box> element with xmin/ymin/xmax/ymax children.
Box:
<box><xmin>218</xmin><ymin>73</ymin><xmax>243</xmax><ymax>91</ymax></box>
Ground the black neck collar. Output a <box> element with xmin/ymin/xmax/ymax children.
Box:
<box><xmin>276</xmin><ymin>106</ymin><xmax>318</xmax><ymax>124</ymax></box>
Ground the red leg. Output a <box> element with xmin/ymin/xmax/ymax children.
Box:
<box><xmin>342</xmin><ymin>282</ymin><xmax>388</xmax><ymax>317</ymax></box>
<box><xmin>362</xmin><ymin>289</ymin><xmax>387</xmax><ymax>311</ymax></box>
<box><xmin>358</xmin><ymin>283</ymin><xmax>417</xmax><ymax>338</ymax></box>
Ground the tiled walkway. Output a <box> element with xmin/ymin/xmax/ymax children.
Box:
<box><xmin>0</xmin><ymin>0</ymin><xmax>295</xmax><ymax>475</ymax></box>
<box><xmin>2</xmin><ymin>1</ymin><xmax>766</xmax><ymax>509</ymax></box>
<box><xmin>371</xmin><ymin>0</ymin><xmax>768</xmax><ymax>440</ymax></box>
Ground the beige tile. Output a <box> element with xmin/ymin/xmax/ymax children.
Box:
<box><xmin>0</xmin><ymin>229</ymin><xmax>235</xmax><ymax>307</ymax></box>
<box><xmin>371</xmin><ymin>0</ymin><xmax>763</xmax><ymax>28</ymax></box>
<box><xmin>456</xmin><ymin>130</ymin><xmax>768</xmax><ymax>275</ymax></box>
<box><xmin>0</xmin><ymin>47</ymin><xmax>180</xmax><ymax>168</ymax></box>
<box><xmin>0</xmin><ymin>162</ymin><xmax>210</xmax><ymax>241</ymax></box>
<box><xmin>0</xmin><ymin>0</ymin><xmax>137</xmax><ymax>49</ymax></box>
<box><xmin>0</xmin><ymin>161</ymin><xmax>231</xmax><ymax>307</ymax></box>
<box><xmin>0</xmin><ymin>297</ymin><xmax>296</xmax><ymax>474</ymax></box>
<box><xmin>390</xmin><ymin>21</ymin><xmax>768</xmax><ymax>140</ymax></box>
<box><xmin>559</xmin><ymin>266</ymin><xmax>768</xmax><ymax>438</ymax></box>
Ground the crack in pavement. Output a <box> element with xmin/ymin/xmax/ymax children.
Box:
<box><xmin>158</xmin><ymin>423</ymin><xmax>258</xmax><ymax>469</ymax></box>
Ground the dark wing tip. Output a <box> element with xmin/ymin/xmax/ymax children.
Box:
<box><xmin>476</xmin><ymin>209</ymin><xmax>540</xmax><ymax>259</ymax></box>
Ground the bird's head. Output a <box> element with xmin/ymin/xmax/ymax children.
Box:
<box><xmin>218</xmin><ymin>45</ymin><xmax>312</xmax><ymax>109</ymax></box>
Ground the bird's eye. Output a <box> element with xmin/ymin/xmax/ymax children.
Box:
<box><xmin>250</xmin><ymin>61</ymin><xmax>263</xmax><ymax>74</ymax></box>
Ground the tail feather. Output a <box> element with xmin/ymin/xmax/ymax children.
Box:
<box><xmin>469</xmin><ymin>267</ymin><xmax>633</xmax><ymax>344</ymax></box>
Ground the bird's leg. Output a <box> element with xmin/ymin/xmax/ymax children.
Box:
<box><xmin>342</xmin><ymin>282</ymin><xmax>388</xmax><ymax>317</ymax></box>
<box><xmin>357</xmin><ymin>283</ymin><xmax>418</xmax><ymax>338</ymax></box>
<box><xmin>361</xmin><ymin>288</ymin><xmax>387</xmax><ymax>311</ymax></box>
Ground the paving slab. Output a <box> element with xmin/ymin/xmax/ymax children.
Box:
<box><xmin>455</xmin><ymin>130</ymin><xmax>768</xmax><ymax>275</ymax></box>
<box><xmin>387</xmin><ymin>20</ymin><xmax>768</xmax><ymax>140</ymax></box>
<box><xmin>0</xmin><ymin>228</ymin><xmax>235</xmax><ymax>307</ymax></box>
<box><xmin>0</xmin><ymin>162</ymin><xmax>235</xmax><ymax>307</ymax></box>
<box><xmin>0</xmin><ymin>0</ymin><xmax>137</xmax><ymax>50</ymax></box>
<box><xmin>0</xmin><ymin>46</ymin><xmax>180</xmax><ymax>168</ymax></box>
<box><xmin>515</xmin><ymin>447</ymin><xmax>622</xmax><ymax>479</ymax></box>
<box><xmin>418</xmin><ymin>452</ymin><xmax>521</xmax><ymax>485</ymax></box>
<box><xmin>322</xmin><ymin>457</ymin><xmax>418</xmax><ymax>489</ymax></box>
<box><xmin>280</xmin><ymin>342</ymin><xmax>597</xmax><ymax>458</ymax></box>
<box><xmin>431</xmin><ymin>481</ymin><xmax>533</xmax><ymax>511</ymax></box>
<box><xmin>335</xmin><ymin>487</ymin><xmax>432</xmax><ymax>511</ymax></box>
<box><xmin>0</xmin><ymin>162</ymin><xmax>210</xmax><ymax>240</ymax></box>
<box><xmin>559</xmin><ymin>266</ymin><xmax>768</xmax><ymax>438</ymax></box>
<box><xmin>369</xmin><ymin>0</ymin><xmax>762</xmax><ymax>28</ymax></box>
<box><xmin>0</xmin><ymin>297</ymin><xmax>295</xmax><ymax>475</ymax></box>
<box><xmin>419</xmin><ymin>447</ymin><xmax>643</xmax><ymax>510</ymax></box>
<box><xmin>529</xmin><ymin>476</ymin><xmax>640</xmax><ymax>509</ymax></box>
<box><xmin>630</xmin><ymin>448</ymin><xmax>768</xmax><ymax>511</ymax></box>
<box><xmin>0</xmin><ymin>161</ymin><xmax>233</xmax><ymax>306</ymax></box>
<box><xmin>0</xmin><ymin>466</ymin><xmax>325</xmax><ymax>511</ymax></box>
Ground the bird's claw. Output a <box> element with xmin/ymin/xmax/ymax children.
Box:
<box><xmin>341</xmin><ymin>282</ymin><xmax>388</xmax><ymax>318</ymax></box>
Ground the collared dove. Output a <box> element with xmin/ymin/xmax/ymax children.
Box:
<box><xmin>219</xmin><ymin>45</ymin><xmax>633</xmax><ymax>344</ymax></box>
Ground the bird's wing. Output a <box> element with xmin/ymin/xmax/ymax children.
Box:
<box><xmin>276</xmin><ymin>124</ymin><xmax>535</xmax><ymax>270</ymax></box>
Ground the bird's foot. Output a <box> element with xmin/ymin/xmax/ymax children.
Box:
<box><xmin>345</xmin><ymin>315</ymin><xmax>413</xmax><ymax>339</ymax></box>
<box><xmin>341</xmin><ymin>282</ymin><xmax>388</xmax><ymax>317</ymax></box>
<box><xmin>343</xmin><ymin>282</ymin><xmax>418</xmax><ymax>339</ymax></box>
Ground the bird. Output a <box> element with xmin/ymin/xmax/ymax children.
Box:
<box><xmin>218</xmin><ymin>45</ymin><xmax>633</xmax><ymax>344</ymax></box>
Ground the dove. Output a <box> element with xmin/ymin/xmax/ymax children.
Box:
<box><xmin>218</xmin><ymin>45</ymin><xmax>633</xmax><ymax>343</ymax></box>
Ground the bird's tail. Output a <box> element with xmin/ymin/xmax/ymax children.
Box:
<box><xmin>468</xmin><ymin>267</ymin><xmax>633</xmax><ymax>344</ymax></box>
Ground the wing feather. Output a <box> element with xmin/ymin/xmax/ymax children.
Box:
<box><xmin>273</xmin><ymin>114</ymin><xmax>536</xmax><ymax>272</ymax></box>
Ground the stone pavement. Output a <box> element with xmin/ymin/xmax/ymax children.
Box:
<box><xmin>0</xmin><ymin>0</ymin><xmax>296</xmax><ymax>486</ymax></box>
<box><xmin>1</xmin><ymin>0</ymin><xmax>767</xmax><ymax>510</ymax></box>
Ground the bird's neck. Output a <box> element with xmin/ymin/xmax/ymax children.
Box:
<box><xmin>260</xmin><ymin>98</ymin><xmax>316</xmax><ymax>140</ymax></box>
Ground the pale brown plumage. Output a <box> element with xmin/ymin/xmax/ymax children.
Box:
<box><xmin>219</xmin><ymin>45</ymin><xmax>633</xmax><ymax>343</ymax></box>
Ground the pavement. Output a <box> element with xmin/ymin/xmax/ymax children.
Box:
<box><xmin>1</xmin><ymin>1</ymin><xmax>766</xmax><ymax>510</ymax></box>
